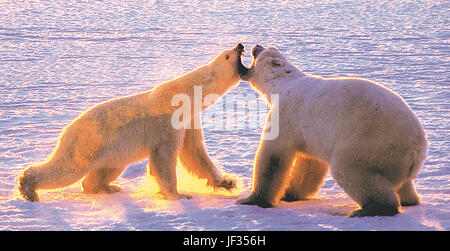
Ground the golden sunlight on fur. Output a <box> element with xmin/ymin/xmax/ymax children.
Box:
<box><xmin>18</xmin><ymin>44</ymin><xmax>246</xmax><ymax>202</ymax></box>
<box><xmin>238</xmin><ymin>45</ymin><xmax>427</xmax><ymax>217</ymax></box>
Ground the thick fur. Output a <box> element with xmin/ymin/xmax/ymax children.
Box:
<box><xmin>238</xmin><ymin>46</ymin><xmax>427</xmax><ymax>216</ymax></box>
<box><xmin>19</xmin><ymin>45</ymin><xmax>245</xmax><ymax>202</ymax></box>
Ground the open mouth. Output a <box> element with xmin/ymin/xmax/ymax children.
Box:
<box><xmin>236</xmin><ymin>43</ymin><xmax>249</xmax><ymax>77</ymax></box>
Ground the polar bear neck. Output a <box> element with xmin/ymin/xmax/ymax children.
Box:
<box><xmin>250</xmin><ymin>66</ymin><xmax>306</xmax><ymax>104</ymax></box>
<box><xmin>144</xmin><ymin>64</ymin><xmax>237</xmax><ymax>116</ymax></box>
<box><xmin>171</xmin><ymin>64</ymin><xmax>236</xmax><ymax>103</ymax></box>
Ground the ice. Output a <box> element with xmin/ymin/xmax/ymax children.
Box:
<box><xmin>0</xmin><ymin>0</ymin><xmax>449</xmax><ymax>230</ymax></box>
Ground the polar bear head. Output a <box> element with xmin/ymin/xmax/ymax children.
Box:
<box><xmin>240</xmin><ymin>45</ymin><xmax>299</xmax><ymax>90</ymax></box>
<box><xmin>204</xmin><ymin>43</ymin><xmax>249</xmax><ymax>90</ymax></box>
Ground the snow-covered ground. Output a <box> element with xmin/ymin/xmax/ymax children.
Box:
<box><xmin>0</xmin><ymin>0</ymin><xmax>448</xmax><ymax>230</ymax></box>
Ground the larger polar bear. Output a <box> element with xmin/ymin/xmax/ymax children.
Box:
<box><xmin>238</xmin><ymin>45</ymin><xmax>427</xmax><ymax>217</ymax></box>
<box><xmin>19</xmin><ymin>43</ymin><xmax>248</xmax><ymax>202</ymax></box>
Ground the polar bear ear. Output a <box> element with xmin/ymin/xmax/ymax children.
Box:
<box><xmin>271</xmin><ymin>58</ymin><xmax>284</xmax><ymax>67</ymax></box>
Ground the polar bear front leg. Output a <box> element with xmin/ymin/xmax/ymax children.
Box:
<box><xmin>178</xmin><ymin>128</ymin><xmax>235</xmax><ymax>190</ymax></box>
<box><xmin>148</xmin><ymin>129</ymin><xmax>191</xmax><ymax>200</ymax></box>
<box><xmin>282</xmin><ymin>156</ymin><xmax>329</xmax><ymax>202</ymax></box>
<box><xmin>237</xmin><ymin>138</ymin><xmax>296</xmax><ymax>208</ymax></box>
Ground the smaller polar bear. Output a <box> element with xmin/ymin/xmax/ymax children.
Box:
<box><xmin>238</xmin><ymin>45</ymin><xmax>427</xmax><ymax>217</ymax></box>
<box><xmin>19</xmin><ymin>43</ymin><xmax>248</xmax><ymax>202</ymax></box>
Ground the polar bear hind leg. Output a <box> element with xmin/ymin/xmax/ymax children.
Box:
<box><xmin>19</xmin><ymin>159</ymin><xmax>89</xmax><ymax>202</ymax></box>
<box><xmin>282</xmin><ymin>155</ymin><xmax>328</xmax><ymax>202</ymax></box>
<box><xmin>331</xmin><ymin>155</ymin><xmax>399</xmax><ymax>217</ymax></box>
<box><xmin>348</xmin><ymin>176</ymin><xmax>399</xmax><ymax>217</ymax></box>
<box><xmin>396</xmin><ymin>180</ymin><xmax>420</xmax><ymax>206</ymax></box>
<box><xmin>82</xmin><ymin>165</ymin><xmax>126</xmax><ymax>194</ymax></box>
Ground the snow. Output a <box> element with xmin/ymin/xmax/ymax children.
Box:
<box><xmin>0</xmin><ymin>0</ymin><xmax>449</xmax><ymax>230</ymax></box>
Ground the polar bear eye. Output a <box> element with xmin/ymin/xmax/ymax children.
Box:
<box><xmin>225</xmin><ymin>55</ymin><xmax>229</xmax><ymax>60</ymax></box>
<box><xmin>272</xmin><ymin>59</ymin><xmax>283</xmax><ymax>67</ymax></box>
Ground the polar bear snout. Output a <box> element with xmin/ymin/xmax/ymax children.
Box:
<box><xmin>239</xmin><ymin>45</ymin><xmax>267</xmax><ymax>81</ymax></box>
<box><xmin>236</xmin><ymin>43</ymin><xmax>249</xmax><ymax>77</ymax></box>
<box><xmin>235</xmin><ymin>43</ymin><xmax>244</xmax><ymax>52</ymax></box>
<box><xmin>252</xmin><ymin>45</ymin><xmax>265</xmax><ymax>58</ymax></box>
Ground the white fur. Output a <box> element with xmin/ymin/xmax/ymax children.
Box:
<box><xmin>19</xmin><ymin>45</ymin><xmax>243</xmax><ymax>202</ymax></box>
<box><xmin>238</xmin><ymin>47</ymin><xmax>428</xmax><ymax>216</ymax></box>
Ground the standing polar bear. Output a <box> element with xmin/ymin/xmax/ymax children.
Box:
<box><xmin>19</xmin><ymin>43</ymin><xmax>248</xmax><ymax>202</ymax></box>
<box><xmin>238</xmin><ymin>45</ymin><xmax>427</xmax><ymax>217</ymax></box>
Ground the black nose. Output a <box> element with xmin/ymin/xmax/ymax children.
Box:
<box><xmin>236</xmin><ymin>43</ymin><xmax>244</xmax><ymax>51</ymax></box>
<box><xmin>252</xmin><ymin>45</ymin><xmax>265</xmax><ymax>58</ymax></box>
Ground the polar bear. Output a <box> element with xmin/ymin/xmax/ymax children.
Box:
<box><xmin>237</xmin><ymin>45</ymin><xmax>427</xmax><ymax>217</ymax></box>
<box><xmin>19</xmin><ymin>43</ymin><xmax>248</xmax><ymax>202</ymax></box>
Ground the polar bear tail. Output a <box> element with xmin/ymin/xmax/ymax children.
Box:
<box><xmin>408</xmin><ymin>137</ymin><xmax>428</xmax><ymax>180</ymax></box>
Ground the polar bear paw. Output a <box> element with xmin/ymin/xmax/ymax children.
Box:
<box><xmin>18</xmin><ymin>172</ymin><xmax>39</xmax><ymax>202</ymax></box>
<box><xmin>349</xmin><ymin>204</ymin><xmax>399</xmax><ymax>217</ymax></box>
<box><xmin>83</xmin><ymin>184</ymin><xmax>122</xmax><ymax>194</ymax></box>
<box><xmin>19</xmin><ymin>184</ymin><xmax>39</xmax><ymax>202</ymax></box>
<box><xmin>215</xmin><ymin>176</ymin><xmax>236</xmax><ymax>190</ymax></box>
<box><xmin>208</xmin><ymin>176</ymin><xmax>236</xmax><ymax>190</ymax></box>
<box><xmin>162</xmin><ymin>192</ymin><xmax>193</xmax><ymax>200</ymax></box>
<box><xmin>237</xmin><ymin>193</ymin><xmax>273</xmax><ymax>208</ymax></box>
